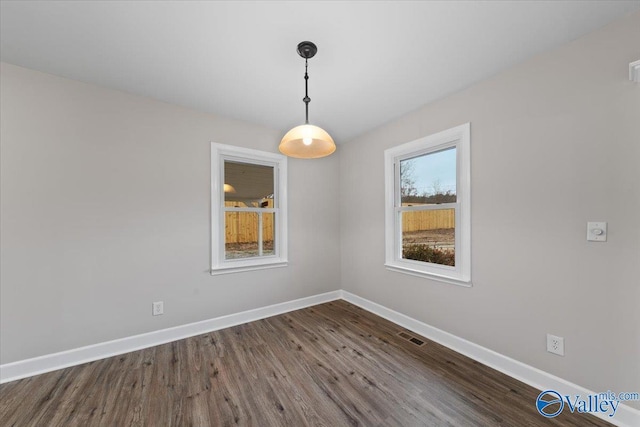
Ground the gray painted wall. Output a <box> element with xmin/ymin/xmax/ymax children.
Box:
<box><xmin>0</xmin><ymin>62</ymin><xmax>341</xmax><ymax>363</ymax></box>
<box><xmin>339</xmin><ymin>12</ymin><xmax>639</xmax><ymax>404</ymax></box>
<box><xmin>1</xmin><ymin>10</ymin><xmax>638</xmax><ymax>409</ymax></box>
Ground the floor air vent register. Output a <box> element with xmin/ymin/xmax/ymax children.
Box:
<box><xmin>397</xmin><ymin>331</ymin><xmax>426</xmax><ymax>346</ymax></box>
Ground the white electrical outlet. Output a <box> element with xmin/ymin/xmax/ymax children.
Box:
<box><xmin>152</xmin><ymin>301</ymin><xmax>164</xmax><ymax>316</ymax></box>
<box><xmin>547</xmin><ymin>334</ymin><xmax>564</xmax><ymax>356</ymax></box>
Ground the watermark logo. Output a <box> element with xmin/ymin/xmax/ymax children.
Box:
<box><xmin>536</xmin><ymin>389</ymin><xmax>639</xmax><ymax>419</ymax></box>
<box><xmin>536</xmin><ymin>390</ymin><xmax>564</xmax><ymax>418</ymax></box>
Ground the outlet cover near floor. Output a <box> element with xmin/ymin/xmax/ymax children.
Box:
<box><xmin>547</xmin><ymin>334</ymin><xmax>564</xmax><ymax>356</ymax></box>
<box><xmin>152</xmin><ymin>301</ymin><xmax>164</xmax><ymax>316</ymax></box>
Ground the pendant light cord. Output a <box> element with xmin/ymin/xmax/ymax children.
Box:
<box><xmin>303</xmin><ymin>58</ymin><xmax>310</xmax><ymax>124</ymax></box>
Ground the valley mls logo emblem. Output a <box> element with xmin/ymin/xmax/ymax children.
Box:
<box><xmin>536</xmin><ymin>390</ymin><xmax>564</xmax><ymax>418</ymax></box>
<box><xmin>535</xmin><ymin>389</ymin><xmax>634</xmax><ymax>419</ymax></box>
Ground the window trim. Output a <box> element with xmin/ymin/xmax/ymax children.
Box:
<box><xmin>210</xmin><ymin>143</ymin><xmax>288</xmax><ymax>275</ymax></box>
<box><xmin>384</xmin><ymin>123</ymin><xmax>471</xmax><ymax>286</ymax></box>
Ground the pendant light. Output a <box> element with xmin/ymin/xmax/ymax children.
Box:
<box><xmin>279</xmin><ymin>41</ymin><xmax>336</xmax><ymax>159</ymax></box>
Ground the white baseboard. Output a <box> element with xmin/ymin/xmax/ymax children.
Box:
<box><xmin>2</xmin><ymin>289</ymin><xmax>637</xmax><ymax>427</ymax></box>
<box><xmin>340</xmin><ymin>290</ymin><xmax>639</xmax><ymax>427</ymax></box>
<box><xmin>0</xmin><ymin>290</ymin><xmax>342</xmax><ymax>384</ymax></box>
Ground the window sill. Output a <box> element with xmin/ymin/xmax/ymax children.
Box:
<box><xmin>211</xmin><ymin>262</ymin><xmax>288</xmax><ymax>276</ymax></box>
<box><xmin>384</xmin><ymin>264</ymin><xmax>472</xmax><ymax>288</ymax></box>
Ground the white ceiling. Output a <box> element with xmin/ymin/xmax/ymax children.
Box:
<box><xmin>2</xmin><ymin>1</ymin><xmax>639</xmax><ymax>143</ymax></box>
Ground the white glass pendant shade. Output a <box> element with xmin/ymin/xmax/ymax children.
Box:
<box><xmin>279</xmin><ymin>124</ymin><xmax>336</xmax><ymax>159</ymax></box>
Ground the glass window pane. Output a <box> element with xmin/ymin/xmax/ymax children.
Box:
<box><xmin>400</xmin><ymin>147</ymin><xmax>456</xmax><ymax>205</ymax></box>
<box><xmin>224</xmin><ymin>161</ymin><xmax>275</xmax><ymax>207</ymax></box>
<box><xmin>401</xmin><ymin>209</ymin><xmax>455</xmax><ymax>266</ymax></box>
<box><xmin>262</xmin><ymin>212</ymin><xmax>275</xmax><ymax>256</ymax></box>
<box><xmin>225</xmin><ymin>212</ymin><xmax>258</xmax><ymax>259</ymax></box>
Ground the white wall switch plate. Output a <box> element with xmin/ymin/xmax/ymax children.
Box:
<box><xmin>630</xmin><ymin>60</ymin><xmax>640</xmax><ymax>82</ymax></box>
<box><xmin>152</xmin><ymin>301</ymin><xmax>164</xmax><ymax>316</ymax></box>
<box><xmin>587</xmin><ymin>222</ymin><xmax>607</xmax><ymax>242</ymax></box>
<box><xmin>547</xmin><ymin>334</ymin><xmax>564</xmax><ymax>356</ymax></box>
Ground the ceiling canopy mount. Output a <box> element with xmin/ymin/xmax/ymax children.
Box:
<box><xmin>296</xmin><ymin>41</ymin><xmax>317</xmax><ymax>59</ymax></box>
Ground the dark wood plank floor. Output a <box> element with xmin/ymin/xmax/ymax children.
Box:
<box><xmin>0</xmin><ymin>300</ymin><xmax>612</xmax><ymax>426</ymax></box>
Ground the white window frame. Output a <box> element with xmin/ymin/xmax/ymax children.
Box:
<box><xmin>211</xmin><ymin>143</ymin><xmax>288</xmax><ymax>275</ymax></box>
<box><xmin>384</xmin><ymin>123</ymin><xmax>471</xmax><ymax>286</ymax></box>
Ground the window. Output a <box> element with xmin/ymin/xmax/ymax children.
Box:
<box><xmin>211</xmin><ymin>143</ymin><xmax>287</xmax><ymax>274</ymax></box>
<box><xmin>384</xmin><ymin>123</ymin><xmax>470</xmax><ymax>285</ymax></box>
